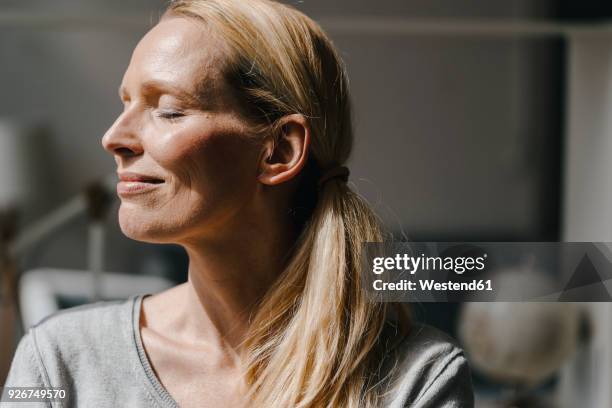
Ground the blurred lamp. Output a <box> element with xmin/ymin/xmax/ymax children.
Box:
<box><xmin>0</xmin><ymin>119</ymin><xmax>36</xmax><ymax>210</ymax></box>
<box><xmin>0</xmin><ymin>118</ymin><xmax>36</xmax><ymax>382</ymax></box>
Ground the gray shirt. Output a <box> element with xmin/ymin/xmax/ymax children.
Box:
<box><xmin>3</xmin><ymin>295</ymin><xmax>474</xmax><ymax>407</ymax></box>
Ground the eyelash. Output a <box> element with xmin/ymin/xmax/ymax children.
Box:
<box><xmin>156</xmin><ymin>110</ymin><xmax>185</xmax><ymax>121</ymax></box>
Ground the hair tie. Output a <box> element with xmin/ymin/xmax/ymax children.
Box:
<box><xmin>318</xmin><ymin>165</ymin><xmax>350</xmax><ymax>188</ymax></box>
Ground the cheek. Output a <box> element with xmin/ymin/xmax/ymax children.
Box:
<box><xmin>151</xmin><ymin>125</ymin><xmax>260</xmax><ymax>197</ymax></box>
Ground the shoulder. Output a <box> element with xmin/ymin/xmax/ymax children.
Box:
<box><xmin>31</xmin><ymin>296</ymin><xmax>136</xmax><ymax>350</ymax></box>
<box><xmin>382</xmin><ymin>323</ymin><xmax>475</xmax><ymax>408</ymax></box>
<box><xmin>392</xmin><ymin>323</ymin><xmax>466</xmax><ymax>368</ymax></box>
<box><xmin>27</xmin><ymin>297</ymin><xmax>137</xmax><ymax>382</ymax></box>
<box><xmin>5</xmin><ymin>296</ymin><xmax>139</xmax><ymax>390</ymax></box>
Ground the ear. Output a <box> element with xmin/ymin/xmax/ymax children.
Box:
<box><xmin>258</xmin><ymin>114</ymin><xmax>310</xmax><ymax>186</ymax></box>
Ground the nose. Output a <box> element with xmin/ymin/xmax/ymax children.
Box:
<box><xmin>101</xmin><ymin>110</ymin><xmax>144</xmax><ymax>158</ymax></box>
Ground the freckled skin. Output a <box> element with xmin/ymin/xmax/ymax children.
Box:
<box><xmin>102</xmin><ymin>17</ymin><xmax>262</xmax><ymax>244</ymax></box>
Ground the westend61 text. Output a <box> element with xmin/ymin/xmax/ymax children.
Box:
<box><xmin>372</xmin><ymin>279</ymin><xmax>493</xmax><ymax>292</ymax></box>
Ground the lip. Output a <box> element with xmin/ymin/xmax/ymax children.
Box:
<box><xmin>118</xmin><ymin>172</ymin><xmax>164</xmax><ymax>183</ymax></box>
<box><xmin>116</xmin><ymin>172</ymin><xmax>164</xmax><ymax>196</ymax></box>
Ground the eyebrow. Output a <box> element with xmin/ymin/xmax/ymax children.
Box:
<box><xmin>118</xmin><ymin>79</ymin><xmax>215</xmax><ymax>109</ymax></box>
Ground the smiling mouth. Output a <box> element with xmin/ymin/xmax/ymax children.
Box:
<box><xmin>117</xmin><ymin>172</ymin><xmax>165</xmax><ymax>196</ymax></box>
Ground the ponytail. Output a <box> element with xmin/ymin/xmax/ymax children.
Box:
<box><xmin>243</xmin><ymin>178</ymin><xmax>409</xmax><ymax>407</ymax></box>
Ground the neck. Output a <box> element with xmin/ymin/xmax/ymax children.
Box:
<box><xmin>177</xmin><ymin>209</ymin><xmax>295</xmax><ymax>352</ymax></box>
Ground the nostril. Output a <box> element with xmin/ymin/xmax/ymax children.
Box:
<box><xmin>115</xmin><ymin>147</ymin><xmax>139</xmax><ymax>156</ymax></box>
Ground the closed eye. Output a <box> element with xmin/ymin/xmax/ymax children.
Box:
<box><xmin>157</xmin><ymin>111</ymin><xmax>185</xmax><ymax>120</ymax></box>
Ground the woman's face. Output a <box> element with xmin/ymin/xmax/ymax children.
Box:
<box><xmin>102</xmin><ymin>17</ymin><xmax>263</xmax><ymax>243</ymax></box>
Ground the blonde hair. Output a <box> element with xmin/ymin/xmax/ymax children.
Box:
<box><xmin>166</xmin><ymin>1</ymin><xmax>410</xmax><ymax>406</ymax></box>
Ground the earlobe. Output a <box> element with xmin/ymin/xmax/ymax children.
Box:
<box><xmin>257</xmin><ymin>114</ymin><xmax>310</xmax><ymax>186</ymax></box>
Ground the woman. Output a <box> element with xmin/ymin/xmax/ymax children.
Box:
<box><xmin>5</xmin><ymin>0</ymin><xmax>473</xmax><ymax>406</ymax></box>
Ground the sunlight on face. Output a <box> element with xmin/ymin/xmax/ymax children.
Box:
<box><xmin>102</xmin><ymin>17</ymin><xmax>263</xmax><ymax>244</ymax></box>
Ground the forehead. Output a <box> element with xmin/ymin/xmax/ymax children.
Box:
<box><xmin>123</xmin><ymin>16</ymin><xmax>227</xmax><ymax>94</ymax></box>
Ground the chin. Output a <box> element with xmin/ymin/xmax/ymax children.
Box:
<box><xmin>118</xmin><ymin>205</ymin><xmax>175</xmax><ymax>244</ymax></box>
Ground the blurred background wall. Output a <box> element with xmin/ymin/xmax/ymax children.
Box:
<box><xmin>0</xmin><ymin>0</ymin><xmax>562</xmax><ymax>271</ymax></box>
